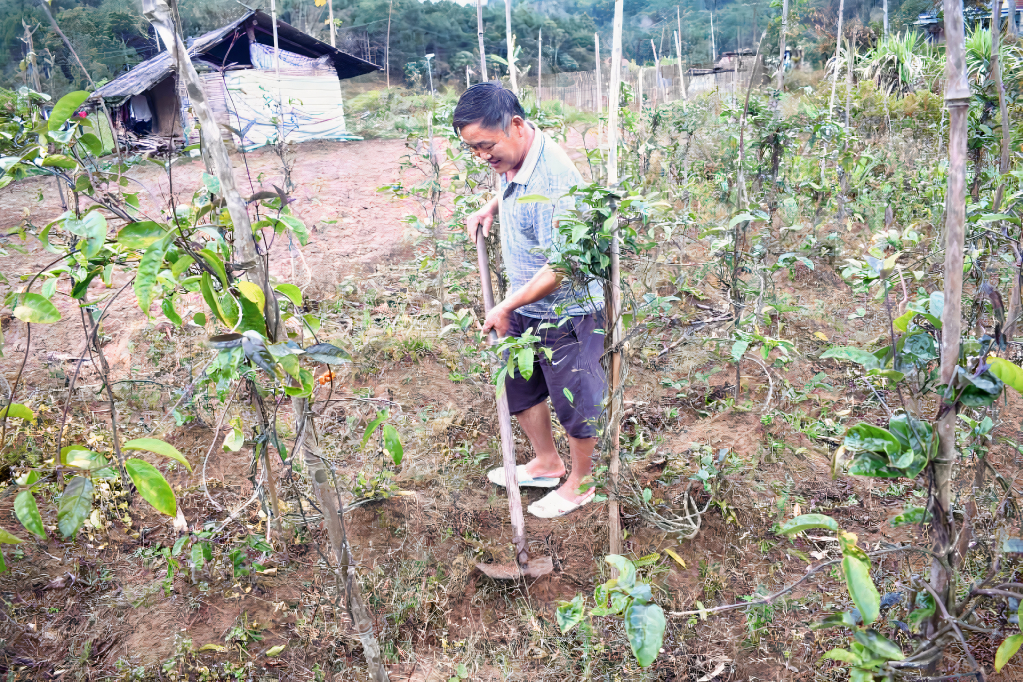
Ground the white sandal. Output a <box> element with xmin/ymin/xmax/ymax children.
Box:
<box><xmin>486</xmin><ymin>464</ymin><xmax>562</xmax><ymax>488</ymax></box>
<box><xmin>527</xmin><ymin>488</ymin><xmax>597</xmax><ymax>518</ymax></box>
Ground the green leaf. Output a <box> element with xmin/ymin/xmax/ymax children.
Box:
<box><xmin>235</xmin><ymin>280</ymin><xmax>266</xmax><ymax>315</ymax></box>
<box><xmin>853</xmin><ymin>629</ymin><xmax>904</xmax><ymax>661</ymax></box>
<box><xmin>382</xmin><ymin>424</ymin><xmax>403</xmax><ymax>466</ymax></box>
<box><xmin>623</xmin><ymin>601</ymin><xmax>665</xmax><ymax>667</ymax></box>
<box><xmin>77</xmin><ymin>211</ymin><xmax>107</xmax><ymax>258</ymax></box>
<box><xmin>273</xmin><ymin>283</ymin><xmax>303</xmax><ymax>307</ymax></box>
<box><xmin>563</xmin><ymin>387</ymin><xmax>574</xmax><ymax>403</ymax></box>
<box><xmin>236</xmin><ymin>291</ymin><xmax>267</xmax><ymax>336</ymax></box>
<box><xmin>778</xmin><ymin>514</ymin><xmax>839</xmax><ymax>535</ymax></box>
<box><xmin>890</xmin><ymin>506</ymin><xmax>931</xmax><ymax>527</ymax></box>
<box><xmin>892</xmin><ymin>309</ymin><xmax>915</xmax><ymax>332</ymax></box>
<box><xmin>40</xmin><ymin>154</ymin><xmax>77</xmax><ymax>169</ymax></box>
<box><xmin>193</xmin><ymin>312</ymin><xmax>207</xmax><ymax>326</ymax></box>
<box><xmin>14</xmin><ymin>293</ymin><xmax>61</xmax><ymax>324</ymax></box>
<box><xmin>191</xmin><ymin>541</ymin><xmax>207</xmax><ymax>569</ymax></box>
<box><xmin>64</xmin><ymin>448</ymin><xmax>110</xmax><ymax>470</ymax></box>
<box><xmin>517</xmin><ymin>194</ymin><xmax>552</xmax><ymax>204</ymax></box>
<box><xmin>78</xmin><ymin>132</ymin><xmax>102</xmax><ymax>156</ymax></box>
<box><xmin>304</xmin><ymin>343</ymin><xmax>350</xmax><ymax>365</ymax></box>
<box><xmin>125</xmin><ymin>458</ymin><xmax>177</xmax><ymax>517</ymax></box>
<box><xmin>820</xmin><ymin>346</ymin><xmax>880</xmax><ymax>370</ymax></box>
<box><xmin>866</xmin><ymin>368</ymin><xmax>904</xmax><ymax>383</ymax></box>
<box><xmin>277</xmin><ymin>215</ymin><xmax>309</xmax><ymax>246</ymax></box>
<box><xmin>556</xmin><ymin>594</ymin><xmax>586</xmax><ymax>633</ymax></box>
<box><xmin>360</xmin><ymin>411</ymin><xmax>389</xmax><ymax>450</ymax></box>
<box><xmin>0</xmin><ymin>527</ymin><xmax>23</xmax><ymax>544</ymax></box>
<box><xmin>58</xmin><ymin>476</ymin><xmax>93</xmax><ymax>538</ymax></box>
<box><xmin>731</xmin><ymin>339</ymin><xmax>750</xmax><ymax>362</ymax></box>
<box><xmin>117</xmin><ymin>221</ymin><xmax>166</xmax><ymax>249</ymax></box>
<box><xmin>996</xmin><ymin>634</ymin><xmax>1023</xmax><ymax>672</ymax></box>
<box><xmin>820</xmin><ymin>648</ymin><xmax>862</xmax><ymax>664</ymax></box>
<box><xmin>605</xmin><ymin>555</ymin><xmax>637</xmax><ymax>590</ymax></box>
<box><xmin>199</xmin><ymin>249</ymin><xmax>229</xmax><ymax>287</ymax></box>
<box><xmin>843</xmin><ymin>423</ymin><xmax>902</xmax><ymax>458</ymax></box>
<box><xmin>265</xmin><ymin>645</ymin><xmax>286</xmax><ymax>657</ymax></box>
<box><xmin>122</xmin><ymin>438</ymin><xmax>192</xmax><ymax>472</ymax></box>
<box><xmin>14</xmin><ymin>490</ymin><xmax>45</xmax><ymax>538</ymax></box>
<box><xmin>134</xmin><ymin>234</ymin><xmax>171</xmax><ymax>315</ymax></box>
<box><xmin>49</xmin><ymin>91</ymin><xmax>90</xmax><ymax>131</ymax></box>
<box><xmin>0</xmin><ymin>403</ymin><xmax>34</xmax><ymax>421</ymax></box>
<box><xmin>223</xmin><ymin>428</ymin><xmax>244</xmax><ymax>452</ymax></box>
<box><xmin>162</xmin><ymin>296</ymin><xmax>182</xmax><ymax>326</ymax></box>
<box><xmin>841</xmin><ymin>554</ymin><xmax>880</xmax><ymax>626</ymax></box>
<box><xmin>989</xmin><ymin>357</ymin><xmax>1023</xmax><ymax>394</ymax></box>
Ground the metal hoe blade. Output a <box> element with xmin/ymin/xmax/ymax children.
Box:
<box><xmin>476</xmin><ymin>556</ymin><xmax>554</xmax><ymax>580</ymax></box>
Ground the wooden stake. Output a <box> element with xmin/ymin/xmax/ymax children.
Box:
<box><xmin>477</xmin><ymin>0</ymin><xmax>488</xmax><ymax>81</ymax></box>
<box><xmin>931</xmin><ymin>0</ymin><xmax>970</xmax><ymax>655</ymax></box>
<box><xmin>386</xmin><ymin>0</ymin><xmax>392</xmax><ymax>88</ymax></box>
<box><xmin>607</xmin><ymin>0</ymin><xmax>624</xmax><ymax>559</ymax></box>
<box><xmin>778</xmin><ymin>0</ymin><xmax>789</xmax><ymax>89</ymax></box>
<box><xmin>827</xmin><ymin>0</ymin><xmax>845</xmax><ymax>119</ymax></box>
<box><xmin>327</xmin><ymin>0</ymin><xmax>335</xmax><ymax>47</ymax></box>
<box><xmin>506</xmin><ymin>0</ymin><xmax>517</xmax><ymax>93</ymax></box>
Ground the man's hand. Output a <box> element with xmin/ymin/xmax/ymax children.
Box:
<box><xmin>466</xmin><ymin>209</ymin><xmax>495</xmax><ymax>243</ymax></box>
<box><xmin>482</xmin><ymin>301</ymin><xmax>513</xmax><ymax>337</ymax></box>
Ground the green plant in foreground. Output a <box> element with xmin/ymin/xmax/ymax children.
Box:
<box><xmin>557</xmin><ymin>555</ymin><xmax>666</xmax><ymax>672</ymax></box>
<box><xmin>780</xmin><ymin>514</ymin><xmax>904</xmax><ymax>680</ymax></box>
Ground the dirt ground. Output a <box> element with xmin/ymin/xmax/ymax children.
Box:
<box><xmin>2</xmin><ymin>134</ymin><xmax>1023</xmax><ymax>681</ymax></box>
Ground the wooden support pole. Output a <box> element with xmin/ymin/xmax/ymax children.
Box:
<box><xmin>931</xmin><ymin>0</ymin><xmax>970</xmax><ymax>658</ymax></box>
<box><xmin>477</xmin><ymin>0</ymin><xmax>488</xmax><ymax>81</ymax></box>
<box><xmin>778</xmin><ymin>0</ymin><xmax>789</xmax><ymax>90</ymax></box>
<box><xmin>594</xmin><ymin>33</ymin><xmax>601</xmax><ymax>117</ymax></box>
<box><xmin>827</xmin><ymin>0</ymin><xmax>845</xmax><ymax>119</ymax></box>
<box><xmin>505</xmin><ymin>0</ymin><xmax>517</xmax><ymax>93</ymax></box>
<box><xmin>607</xmin><ymin>0</ymin><xmax>624</xmax><ymax>559</ymax></box>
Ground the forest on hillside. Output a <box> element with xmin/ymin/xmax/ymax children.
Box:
<box><xmin>0</xmin><ymin>0</ymin><xmax>936</xmax><ymax>97</ymax></box>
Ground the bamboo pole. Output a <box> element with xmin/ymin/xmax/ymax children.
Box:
<box><xmin>386</xmin><ymin>0</ymin><xmax>392</xmax><ymax>88</ymax></box>
<box><xmin>1011</xmin><ymin>0</ymin><xmax>1019</xmax><ymax>40</ymax></box>
<box><xmin>607</xmin><ymin>0</ymin><xmax>624</xmax><ymax>559</ymax></box>
<box><xmin>538</xmin><ymin>29</ymin><xmax>542</xmax><ymax>101</ymax></box>
<box><xmin>931</xmin><ymin>0</ymin><xmax>970</xmax><ymax>655</ymax></box>
<box><xmin>505</xmin><ymin>0</ymin><xmax>517</xmax><ymax>93</ymax></box>
<box><xmin>477</xmin><ymin>0</ymin><xmax>488</xmax><ymax>81</ymax></box>
<box><xmin>993</xmin><ymin>0</ymin><xmax>1020</xmax><ymax>337</ymax></box>
<box><xmin>884</xmin><ymin>0</ymin><xmax>889</xmax><ymax>36</ymax></box>
<box><xmin>845</xmin><ymin>35</ymin><xmax>854</xmax><ymax>131</ymax></box>
<box><xmin>675</xmin><ymin>30</ymin><xmax>686</xmax><ymax>100</ymax></box>
<box><xmin>778</xmin><ymin>0</ymin><xmax>789</xmax><ymax>89</ymax></box>
<box><xmin>327</xmin><ymin>0</ymin><xmax>335</xmax><ymax>47</ymax></box>
<box><xmin>710</xmin><ymin>10</ymin><xmax>716</xmax><ymax>63</ymax></box>
<box><xmin>827</xmin><ymin>0</ymin><xmax>845</xmax><ymax>119</ymax></box>
<box><xmin>594</xmin><ymin>33</ymin><xmax>601</xmax><ymax>116</ymax></box>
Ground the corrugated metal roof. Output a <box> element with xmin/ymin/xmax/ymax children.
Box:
<box><xmin>92</xmin><ymin>10</ymin><xmax>380</xmax><ymax>103</ymax></box>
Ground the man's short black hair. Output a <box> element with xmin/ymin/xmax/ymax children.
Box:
<box><xmin>452</xmin><ymin>82</ymin><xmax>526</xmax><ymax>135</ymax></box>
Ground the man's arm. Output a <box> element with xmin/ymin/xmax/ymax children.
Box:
<box><xmin>481</xmin><ymin>223</ymin><xmax>565</xmax><ymax>337</ymax></box>
<box><xmin>467</xmin><ymin>195</ymin><xmax>500</xmax><ymax>241</ymax></box>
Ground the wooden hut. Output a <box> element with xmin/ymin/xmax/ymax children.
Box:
<box><xmin>90</xmin><ymin>10</ymin><xmax>380</xmax><ymax>151</ymax></box>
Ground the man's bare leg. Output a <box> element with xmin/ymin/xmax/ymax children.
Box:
<box><xmin>515</xmin><ymin>401</ymin><xmax>566</xmax><ymax>479</ymax></box>
<box><xmin>559</xmin><ymin>436</ymin><xmax>596</xmax><ymax>503</ymax></box>
<box><xmin>516</xmin><ymin>402</ymin><xmax>595</xmax><ymax>502</ymax></box>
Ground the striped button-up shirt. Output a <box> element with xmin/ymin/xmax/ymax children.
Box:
<box><xmin>497</xmin><ymin>125</ymin><xmax>605</xmax><ymax>319</ymax></box>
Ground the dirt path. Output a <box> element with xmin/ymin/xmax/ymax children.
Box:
<box><xmin>0</xmin><ymin>138</ymin><xmax>418</xmax><ymax>383</ymax></box>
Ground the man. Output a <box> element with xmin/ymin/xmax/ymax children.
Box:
<box><xmin>453</xmin><ymin>82</ymin><xmax>606</xmax><ymax>519</ymax></box>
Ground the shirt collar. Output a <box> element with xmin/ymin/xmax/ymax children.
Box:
<box><xmin>507</xmin><ymin>122</ymin><xmax>543</xmax><ymax>186</ymax></box>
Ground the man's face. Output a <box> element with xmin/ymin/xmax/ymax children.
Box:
<box><xmin>459</xmin><ymin>116</ymin><xmax>529</xmax><ymax>175</ymax></box>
